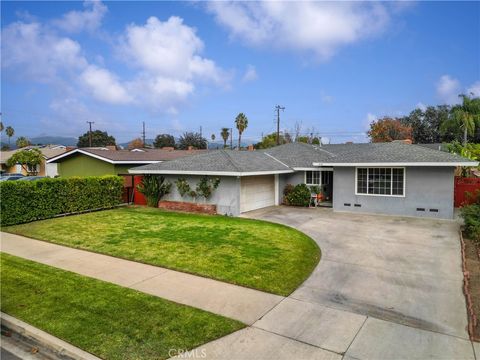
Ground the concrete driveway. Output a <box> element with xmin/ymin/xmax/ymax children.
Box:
<box><xmin>239</xmin><ymin>206</ymin><xmax>475</xmax><ymax>359</ymax></box>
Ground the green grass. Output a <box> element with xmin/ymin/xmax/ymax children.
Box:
<box><xmin>4</xmin><ymin>207</ymin><xmax>320</xmax><ymax>295</ymax></box>
<box><xmin>1</xmin><ymin>253</ymin><xmax>244</xmax><ymax>360</ymax></box>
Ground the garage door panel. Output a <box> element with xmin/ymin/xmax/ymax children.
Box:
<box><xmin>240</xmin><ymin>175</ymin><xmax>275</xmax><ymax>213</ymax></box>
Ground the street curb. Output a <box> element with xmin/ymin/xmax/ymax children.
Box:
<box><xmin>1</xmin><ymin>312</ymin><xmax>102</xmax><ymax>360</ymax></box>
<box><xmin>459</xmin><ymin>231</ymin><xmax>480</xmax><ymax>342</ymax></box>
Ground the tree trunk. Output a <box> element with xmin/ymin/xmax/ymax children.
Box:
<box><xmin>464</xmin><ymin>126</ymin><xmax>468</xmax><ymax>146</ymax></box>
<box><xmin>223</xmin><ymin>139</ymin><xmax>227</xmax><ymax>148</ymax></box>
<box><xmin>238</xmin><ymin>133</ymin><xmax>241</xmax><ymax>150</ymax></box>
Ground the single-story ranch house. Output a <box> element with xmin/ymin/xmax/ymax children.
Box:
<box><xmin>129</xmin><ymin>141</ymin><xmax>478</xmax><ymax>219</ymax></box>
<box><xmin>47</xmin><ymin>147</ymin><xmax>207</xmax><ymax>177</ymax></box>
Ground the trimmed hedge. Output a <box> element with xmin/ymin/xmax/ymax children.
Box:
<box><xmin>1</xmin><ymin>176</ymin><xmax>123</xmax><ymax>226</ymax></box>
<box><xmin>285</xmin><ymin>183</ymin><xmax>311</xmax><ymax>207</ymax></box>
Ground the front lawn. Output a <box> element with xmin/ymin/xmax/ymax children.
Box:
<box><xmin>0</xmin><ymin>254</ymin><xmax>244</xmax><ymax>360</ymax></box>
<box><xmin>4</xmin><ymin>207</ymin><xmax>320</xmax><ymax>295</ymax></box>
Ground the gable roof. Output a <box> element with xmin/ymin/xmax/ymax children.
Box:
<box><xmin>129</xmin><ymin>150</ymin><xmax>293</xmax><ymax>176</ymax></box>
<box><xmin>46</xmin><ymin>148</ymin><xmax>208</xmax><ymax>164</ymax></box>
<box><xmin>313</xmin><ymin>142</ymin><xmax>477</xmax><ymax>166</ymax></box>
<box><xmin>129</xmin><ymin>142</ymin><xmax>478</xmax><ymax>176</ymax></box>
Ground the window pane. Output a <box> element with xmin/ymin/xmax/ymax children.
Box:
<box><xmin>357</xmin><ymin>168</ymin><xmax>367</xmax><ymax>194</ymax></box>
<box><xmin>306</xmin><ymin>171</ymin><xmax>312</xmax><ymax>184</ymax></box>
<box><xmin>392</xmin><ymin>168</ymin><xmax>404</xmax><ymax>195</ymax></box>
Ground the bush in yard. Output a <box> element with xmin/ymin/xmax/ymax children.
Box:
<box><xmin>285</xmin><ymin>184</ymin><xmax>311</xmax><ymax>207</ymax></box>
<box><xmin>136</xmin><ymin>175</ymin><xmax>172</xmax><ymax>207</ymax></box>
<box><xmin>0</xmin><ymin>176</ymin><xmax>123</xmax><ymax>226</ymax></box>
<box><xmin>461</xmin><ymin>190</ymin><xmax>480</xmax><ymax>244</ymax></box>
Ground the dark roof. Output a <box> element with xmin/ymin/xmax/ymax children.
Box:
<box><xmin>316</xmin><ymin>142</ymin><xmax>473</xmax><ymax>164</ymax></box>
<box><xmin>129</xmin><ymin>150</ymin><xmax>292</xmax><ymax>174</ymax></box>
<box><xmin>129</xmin><ymin>142</ymin><xmax>478</xmax><ymax>175</ymax></box>
<box><xmin>264</xmin><ymin>142</ymin><xmax>334</xmax><ymax>168</ymax></box>
<box><xmin>47</xmin><ymin>148</ymin><xmax>208</xmax><ymax>163</ymax></box>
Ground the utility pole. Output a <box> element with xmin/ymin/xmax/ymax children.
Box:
<box><xmin>199</xmin><ymin>126</ymin><xmax>202</xmax><ymax>137</ymax></box>
<box><xmin>142</xmin><ymin>122</ymin><xmax>146</xmax><ymax>148</ymax></box>
<box><xmin>275</xmin><ymin>105</ymin><xmax>285</xmax><ymax>145</ymax></box>
<box><xmin>86</xmin><ymin>121</ymin><xmax>94</xmax><ymax>147</ymax></box>
<box><xmin>230</xmin><ymin>128</ymin><xmax>233</xmax><ymax>150</ymax></box>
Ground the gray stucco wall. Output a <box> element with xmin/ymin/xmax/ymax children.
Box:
<box><xmin>332</xmin><ymin>167</ymin><xmax>455</xmax><ymax>219</ymax></box>
<box><xmin>161</xmin><ymin>175</ymin><xmax>241</xmax><ymax>216</ymax></box>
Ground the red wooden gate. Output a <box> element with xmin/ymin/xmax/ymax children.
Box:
<box><xmin>454</xmin><ymin>176</ymin><xmax>480</xmax><ymax>207</ymax></box>
<box><xmin>133</xmin><ymin>175</ymin><xmax>147</xmax><ymax>205</ymax></box>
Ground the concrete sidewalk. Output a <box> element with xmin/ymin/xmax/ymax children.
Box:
<box><xmin>0</xmin><ymin>232</ymin><xmax>282</xmax><ymax>325</ymax></box>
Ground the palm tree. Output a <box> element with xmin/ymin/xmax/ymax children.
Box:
<box><xmin>220</xmin><ymin>128</ymin><xmax>230</xmax><ymax>149</ymax></box>
<box><xmin>5</xmin><ymin>126</ymin><xmax>14</xmax><ymax>145</ymax></box>
<box><xmin>235</xmin><ymin>113</ymin><xmax>248</xmax><ymax>150</ymax></box>
<box><xmin>443</xmin><ymin>94</ymin><xmax>480</xmax><ymax>145</ymax></box>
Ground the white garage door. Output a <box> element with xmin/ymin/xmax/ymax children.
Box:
<box><xmin>240</xmin><ymin>175</ymin><xmax>275</xmax><ymax>213</ymax></box>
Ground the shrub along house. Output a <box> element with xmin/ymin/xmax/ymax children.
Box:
<box><xmin>129</xmin><ymin>141</ymin><xmax>478</xmax><ymax>219</ymax></box>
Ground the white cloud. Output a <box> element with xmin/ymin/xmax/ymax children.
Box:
<box><xmin>206</xmin><ymin>1</ymin><xmax>391</xmax><ymax>60</ymax></box>
<box><xmin>320</xmin><ymin>90</ymin><xmax>334</xmax><ymax>104</ymax></box>
<box><xmin>416</xmin><ymin>102</ymin><xmax>427</xmax><ymax>111</ymax></box>
<box><xmin>53</xmin><ymin>0</ymin><xmax>107</xmax><ymax>33</ymax></box>
<box><xmin>242</xmin><ymin>65</ymin><xmax>258</xmax><ymax>82</ymax></box>
<box><xmin>80</xmin><ymin>65</ymin><xmax>132</xmax><ymax>104</ymax></box>
<box><xmin>436</xmin><ymin>75</ymin><xmax>461</xmax><ymax>104</ymax></box>
<box><xmin>467</xmin><ymin>81</ymin><xmax>480</xmax><ymax>97</ymax></box>
<box><xmin>364</xmin><ymin>112</ymin><xmax>377</xmax><ymax>130</ymax></box>
<box><xmin>1</xmin><ymin>21</ymin><xmax>87</xmax><ymax>82</ymax></box>
<box><xmin>120</xmin><ymin>16</ymin><xmax>226</xmax><ymax>83</ymax></box>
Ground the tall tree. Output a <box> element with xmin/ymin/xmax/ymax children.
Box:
<box><xmin>16</xmin><ymin>136</ymin><xmax>31</xmax><ymax>148</ymax></box>
<box><xmin>367</xmin><ymin>117</ymin><xmax>412</xmax><ymax>143</ymax></box>
<box><xmin>177</xmin><ymin>132</ymin><xmax>207</xmax><ymax>150</ymax></box>
<box><xmin>255</xmin><ymin>133</ymin><xmax>288</xmax><ymax>149</ymax></box>
<box><xmin>220</xmin><ymin>128</ymin><xmax>230</xmax><ymax>149</ymax></box>
<box><xmin>0</xmin><ymin>122</ymin><xmax>4</xmax><ymax>133</ymax></box>
<box><xmin>442</xmin><ymin>94</ymin><xmax>480</xmax><ymax>145</ymax></box>
<box><xmin>5</xmin><ymin>126</ymin><xmax>14</xmax><ymax>145</ymax></box>
<box><xmin>153</xmin><ymin>134</ymin><xmax>175</xmax><ymax>148</ymax></box>
<box><xmin>77</xmin><ymin>130</ymin><xmax>116</xmax><ymax>147</ymax></box>
<box><xmin>128</xmin><ymin>138</ymin><xmax>144</xmax><ymax>149</ymax></box>
<box><xmin>235</xmin><ymin>113</ymin><xmax>248</xmax><ymax>150</ymax></box>
<box><xmin>400</xmin><ymin>105</ymin><xmax>449</xmax><ymax>143</ymax></box>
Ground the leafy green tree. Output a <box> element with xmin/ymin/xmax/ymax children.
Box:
<box><xmin>153</xmin><ymin>134</ymin><xmax>176</xmax><ymax>148</ymax></box>
<box><xmin>15</xmin><ymin>136</ymin><xmax>31</xmax><ymax>148</ymax></box>
<box><xmin>442</xmin><ymin>94</ymin><xmax>480</xmax><ymax>145</ymax></box>
<box><xmin>177</xmin><ymin>132</ymin><xmax>207</xmax><ymax>150</ymax></box>
<box><xmin>5</xmin><ymin>126</ymin><xmax>14</xmax><ymax>145</ymax></box>
<box><xmin>400</xmin><ymin>106</ymin><xmax>449</xmax><ymax>143</ymax></box>
<box><xmin>136</xmin><ymin>175</ymin><xmax>172</xmax><ymax>207</ymax></box>
<box><xmin>255</xmin><ymin>133</ymin><xmax>287</xmax><ymax>149</ymax></box>
<box><xmin>235</xmin><ymin>113</ymin><xmax>248</xmax><ymax>149</ymax></box>
<box><xmin>296</xmin><ymin>136</ymin><xmax>310</xmax><ymax>143</ymax></box>
<box><xmin>6</xmin><ymin>148</ymin><xmax>42</xmax><ymax>175</ymax></box>
<box><xmin>220</xmin><ymin>128</ymin><xmax>230</xmax><ymax>148</ymax></box>
<box><xmin>77</xmin><ymin>130</ymin><xmax>116</xmax><ymax>147</ymax></box>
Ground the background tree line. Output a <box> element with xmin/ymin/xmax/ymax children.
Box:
<box><xmin>368</xmin><ymin>94</ymin><xmax>480</xmax><ymax>145</ymax></box>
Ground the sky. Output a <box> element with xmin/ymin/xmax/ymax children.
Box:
<box><xmin>1</xmin><ymin>1</ymin><xmax>479</xmax><ymax>144</ymax></box>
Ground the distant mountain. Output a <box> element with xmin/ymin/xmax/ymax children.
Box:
<box><xmin>30</xmin><ymin>136</ymin><xmax>78</xmax><ymax>146</ymax></box>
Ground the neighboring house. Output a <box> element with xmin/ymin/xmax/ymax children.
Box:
<box><xmin>0</xmin><ymin>145</ymin><xmax>67</xmax><ymax>177</ymax></box>
<box><xmin>46</xmin><ymin>148</ymin><xmax>208</xmax><ymax>177</ymax></box>
<box><xmin>129</xmin><ymin>141</ymin><xmax>478</xmax><ymax>219</ymax></box>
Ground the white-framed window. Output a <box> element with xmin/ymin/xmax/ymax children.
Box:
<box><xmin>305</xmin><ymin>171</ymin><xmax>321</xmax><ymax>185</ymax></box>
<box><xmin>356</xmin><ymin>167</ymin><xmax>405</xmax><ymax>197</ymax></box>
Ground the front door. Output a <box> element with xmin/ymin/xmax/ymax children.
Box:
<box><xmin>321</xmin><ymin>171</ymin><xmax>333</xmax><ymax>202</ymax></box>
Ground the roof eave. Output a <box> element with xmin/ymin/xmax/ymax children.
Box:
<box><xmin>128</xmin><ymin>169</ymin><xmax>294</xmax><ymax>176</ymax></box>
<box><xmin>312</xmin><ymin>162</ymin><xmax>480</xmax><ymax>167</ymax></box>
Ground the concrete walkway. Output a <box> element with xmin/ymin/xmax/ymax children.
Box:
<box><xmin>0</xmin><ymin>232</ymin><xmax>282</xmax><ymax>325</ymax></box>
